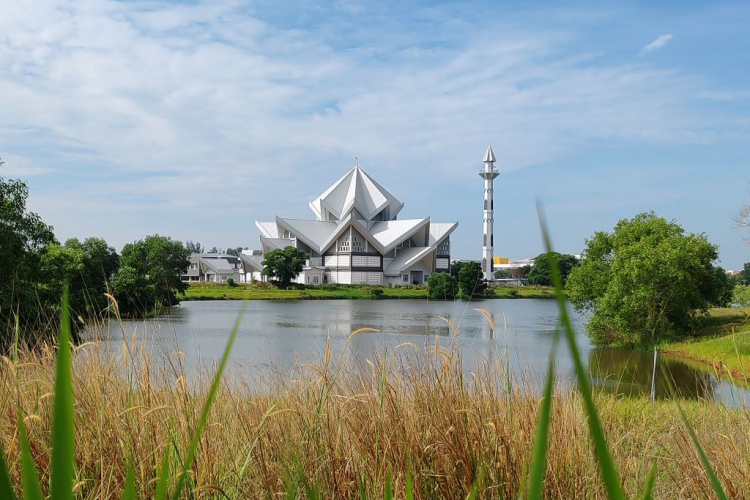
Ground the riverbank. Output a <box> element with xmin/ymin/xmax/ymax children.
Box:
<box><xmin>180</xmin><ymin>283</ymin><xmax>556</xmax><ymax>301</ymax></box>
<box><xmin>663</xmin><ymin>307</ymin><xmax>750</xmax><ymax>380</ymax></box>
<box><xmin>2</xmin><ymin>340</ymin><xmax>749</xmax><ymax>499</ymax></box>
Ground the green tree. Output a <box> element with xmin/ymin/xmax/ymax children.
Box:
<box><xmin>566</xmin><ymin>212</ymin><xmax>733</xmax><ymax>346</ymax></box>
<box><xmin>184</xmin><ymin>240</ymin><xmax>204</xmax><ymax>254</ymax></box>
<box><xmin>527</xmin><ymin>252</ymin><xmax>579</xmax><ymax>286</ymax></box>
<box><xmin>449</xmin><ymin>260</ymin><xmax>464</xmax><ymax>281</ymax></box>
<box><xmin>427</xmin><ymin>272</ymin><xmax>457</xmax><ymax>300</ymax></box>
<box><xmin>734</xmin><ymin>263</ymin><xmax>750</xmax><ymax>286</ymax></box>
<box><xmin>113</xmin><ymin>235</ymin><xmax>189</xmax><ymax>315</ymax></box>
<box><xmin>0</xmin><ymin>158</ymin><xmax>57</xmax><ymax>345</ymax></box>
<box><xmin>458</xmin><ymin>261</ymin><xmax>486</xmax><ymax>298</ymax></box>
<box><xmin>493</xmin><ymin>269</ymin><xmax>512</xmax><ymax>279</ymax></box>
<box><xmin>225</xmin><ymin>246</ymin><xmax>245</xmax><ymax>257</ymax></box>
<box><xmin>39</xmin><ymin>238</ymin><xmax>120</xmax><ymax>323</ymax></box>
<box><xmin>261</xmin><ymin>246</ymin><xmax>308</xmax><ymax>288</ymax></box>
<box><xmin>734</xmin><ymin>285</ymin><xmax>750</xmax><ymax>307</ymax></box>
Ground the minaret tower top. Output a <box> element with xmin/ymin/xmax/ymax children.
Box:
<box><xmin>479</xmin><ymin>146</ymin><xmax>499</xmax><ymax>281</ymax></box>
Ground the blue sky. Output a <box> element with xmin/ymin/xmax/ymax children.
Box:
<box><xmin>1</xmin><ymin>0</ymin><xmax>748</xmax><ymax>268</ymax></box>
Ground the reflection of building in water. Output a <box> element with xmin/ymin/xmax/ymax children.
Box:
<box><xmin>254</xmin><ymin>159</ymin><xmax>458</xmax><ymax>286</ymax></box>
<box><xmin>587</xmin><ymin>348</ymin><xmax>716</xmax><ymax>400</ymax></box>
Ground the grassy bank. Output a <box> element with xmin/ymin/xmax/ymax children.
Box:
<box><xmin>663</xmin><ymin>307</ymin><xmax>750</xmax><ymax>379</ymax></box>
<box><xmin>181</xmin><ymin>283</ymin><xmax>556</xmax><ymax>301</ymax></box>
<box><xmin>1</xmin><ymin>338</ymin><xmax>749</xmax><ymax>499</ymax></box>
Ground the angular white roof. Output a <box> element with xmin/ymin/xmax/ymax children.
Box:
<box><xmin>276</xmin><ymin>218</ymin><xmax>339</xmax><ymax>250</ymax></box>
<box><xmin>369</xmin><ymin>218</ymin><xmax>429</xmax><ymax>251</ymax></box>
<box><xmin>384</xmin><ymin>246</ymin><xmax>435</xmax><ymax>276</ymax></box>
<box><xmin>309</xmin><ymin>166</ymin><xmax>404</xmax><ymax>221</ymax></box>
<box><xmin>255</xmin><ymin>221</ymin><xmax>280</xmax><ymax>238</ymax></box>
<box><xmin>428</xmin><ymin>222</ymin><xmax>459</xmax><ymax>246</ymax></box>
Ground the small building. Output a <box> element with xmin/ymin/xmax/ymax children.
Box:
<box><xmin>181</xmin><ymin>253</ymin><xmax>244</xmax><ymax>283</ymax></box>
<box><xmin>254</xmin><ymin>161</ymin><xmax>458</xmax><ymax>285</ymax></box>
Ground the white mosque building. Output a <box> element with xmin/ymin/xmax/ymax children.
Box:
<box><xmin>254</xmin><ymin>161</ymin><xmax>458</xmax><ymax>286</ymax></box>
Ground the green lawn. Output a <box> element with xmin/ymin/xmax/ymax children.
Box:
<box><xmin>181</xmin><ymin>283</ymin><xmax>556</xmax><ymax>301</ymax></box>
<box><xmin>663</xmin><ymin>308</ymin><xmax>750</xmax><ymax>379</ymax></box>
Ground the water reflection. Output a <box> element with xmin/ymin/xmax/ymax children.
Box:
<box><xmin>587</xmin><ymin>348</ymin><xmax>715</xmax><ymax>400</ymax></box>
<box><xmin>91</xmin><ymin>299</ymin><xmax>750</xmax><ymax>405</ymax></box>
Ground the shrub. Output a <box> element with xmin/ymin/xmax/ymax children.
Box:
<box><xmin>226</xmin><ymin>277</ymin><xmax>237</xmax><ymax>287</ymax></box>
<box><xmin>427</xmin><ymin>272</ymin><xmax>457</xmax><ymax>300</ymax></box>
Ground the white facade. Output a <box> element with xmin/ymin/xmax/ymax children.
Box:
<box><xmin>479</xmin><ymin>146</ymin><xmax>499</xmax><ymax>281</ymax></box>
<box><xmin>255</xmin><ymin>162</ymin><xmax>458</xmax><ymax>285</ymax></box>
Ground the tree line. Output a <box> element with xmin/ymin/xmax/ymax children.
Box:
<box><xmin>1</xmin><ymin>159</ymin><xmax>191</xmax><ymax>349</ymax></box>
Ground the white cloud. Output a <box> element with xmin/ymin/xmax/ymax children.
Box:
<box><xmin>640</xmin><ymin>34</ymin><xmax>674</xmax><ymax>54</ymax></box>
<box><xmin>0</xmin><ymin>2</ymin><xmax>742</xmax><ymax>256</ymax></box>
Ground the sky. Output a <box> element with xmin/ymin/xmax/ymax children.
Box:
<box><xmin>0</xmin><ymin>0</ymin><xmax>748</xmax><ymax>268</ymax></box>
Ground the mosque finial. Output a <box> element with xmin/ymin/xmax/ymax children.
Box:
<box><xmin>354</xmin><ymin>154</ymin><xmax>359</xmax><ymax>168</ymax></box>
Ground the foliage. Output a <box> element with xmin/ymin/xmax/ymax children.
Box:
<box><xmin>526</xmin><ymin>252</ymin><xmax>579</xmax><ymax>286</ymax></box>
<box><xmin>566</xmin><ymin>212</ymin><xmax>733</xmax><ymax>346</ymax></box>
<box><xmin>366</xmin><ymin>287</ymin><xmax>384</xmax><ymax>299</ymax></box>
<box><xmin>225</xmin><ymin>246</ymin><xmax>245</xmax><ymax>257</ymax></box>
<box><xmin>184</xmin><ymin>240</ymin><xmax>204</xmax><ymax>254</ymax></box>
<box><xmin>112</xmin><ymin>235</ymin><xmax>189</xmax><ymax>315</ymax></box>
<box><xmin>261</xmin><ymin>246</ymin><xmax>309</xmax><ymax>288</ymax></box>
<box><xmin>427</xmin><ymin>272</ymin><xmax>457</xmax><ymax>300</ymax></box>
<box><xmin>493</xmin><ymin>269</ymin><xmax>512</xmax><ymax>279</ymax></box>
<box><xmin>458</xmin><ymin>261</ymin><xmax>486</xmax><ymax>298</ymax></box>
<box><xmin>731</xmin><ymin>263</ymin><xmax>750</xmax><ymax>286</ymax></box>
<box><xmin>734</xmin><ymin>285</ymin><xmax>750</xmax><ymax>307</ymax></box>
<box><xmin>39</xmin><ymin>238</ymin><xmax>119</xmax><ymax>326</ymax></box>
<box><xmin>0</xmin><ymin>159</ymin><xmax>57</xmax><ymax>344</ymax></box>
<box><xmin>449</xmin><ymin>260</ymin><xmax>464</xmax><ymax>281</ymax></box>
<box><xmin>226</xmin><ymin>277</ymin><xmax>237</xmax><ymax>288</ymax></box>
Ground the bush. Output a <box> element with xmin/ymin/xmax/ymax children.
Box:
<box><xmin>366</xmin><ymin>287</ymin><xmax>384</xmax><ymax>299</ymax></box>
<box><xmin>427</xmin><ymin>272</ymin><xmax>457</xmax><ymax>300</ymax></box>
<box><xmin>734</xmin><ymin>285</ymin><xmax>750</xmax><ymax>307</ymax></box>
<box><xmin>226</xmin><ymin>277</ymin><xmax>237</xmax><ymax>288</ymax></box>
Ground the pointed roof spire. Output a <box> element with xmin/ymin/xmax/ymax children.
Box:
<box><xmin>483</xmin><ymin>145</ymin><xmax>496</xmax><ymax>163</ymax></box>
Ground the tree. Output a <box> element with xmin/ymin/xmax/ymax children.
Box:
<box><xmin>526</xmin><ymin>252</ymin><xmax>579</xmax><ymax>286</ymax></box>
<box><xmin>225</xmin><ymin>246</ymin><xmax>245</xmax><ymax>257</ymax></box>
<box><xmin>449</xmin><ymin>260</ymin><xmax>465</xmax><ymax>281</ymax></box>
<box><xmin>113</xmin><ymin>235</ymin><xmax>189</xmax><ymax>315</ymax></box>
<box><xmin>735</xmin><ymin>180</ymin><xmax>750</xmax><ymax>244</ymax></box>
<box><xmin>39</xmin><ymin>237</ymin><xmax>120</xmax><ymax>324</ymax></box>
<box><xmin>734</xmin><ymin>285</ymin><xmax>750</xmax><ymax>307</ymax></box>
<box><xmin>184</xmin><ymin>240</ymin><xmax>204</xmax><ymax>254</ymax></box>
<box><xmin>494</xmin><ymin>269</ymin><xmax>512</xmax><ymax>279</ymax></box>
<box><xmin>427</xmin><ymin>272</ymin><xmax>457</xmax><ymax>300</ymax></box>
<box><xmin>261</xmin><ymin>246</ymin><xmax>308</xmax><ymax>288</ymax></box>
<box><xmin>734</xmin><ymin>263</ymin><xmax>750</xmax><ymax>286</ymax></box>
<box><xmin>458</xmin><ymin>261</ymin><xmax>486</xmax><ymax>298</ymax></box>
<box><xmin>208</xmin><ymin>246</ymin><xmax>220</xmax><ymax>254</ymax></box>
<box><xmin>566</xmin><ymin>212</ymin><xmax>733</xmax><ymax>346</ymax></box>
<box><xmin>0</xmin><ymin>158</ymin><xmax>57</xmax><ymax>344</ymax></box>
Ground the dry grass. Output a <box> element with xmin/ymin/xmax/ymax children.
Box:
<box><xmin>1</xmin><ymin>336</ymin><xmax>750</xmax><ymax>499</ymax></box>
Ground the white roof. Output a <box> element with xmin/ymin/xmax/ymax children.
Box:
<box><xmin>428</xmin><ymin>222</ymin><xmax>459</xmax><ymax>246</ymax></box>
<box><xmin>255</xmin><ymin>221</ymin><xmax>279</xmax><ymax>238</ymax></box>
<box><xmin>276</xmin><ymin>218</ymin><xmax>338</xmax><ymax>250</ymax></box>
<box><xmin>384</xmin><ymin>246</ymin><xmax>435</xmax><ymax>276</ymax></box>
<box><xmin>309</xmin><ymin>166</ymin><xmax>404</xmax><ymax>221</ymax></box>
<box><xmin>369</xmin><ymin>218</ymin><xmax>429</xmax><ymax>251</ymax></box>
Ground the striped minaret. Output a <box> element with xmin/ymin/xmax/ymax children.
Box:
<box><xmin>479</xmin><ymin>146</ymin><xmax>499</xmax><ymax>281</ymax></box>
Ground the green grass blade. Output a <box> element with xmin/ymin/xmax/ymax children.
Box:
<box><xmin>638</xmin><ymin>461</ymin><xmax>658</xmax><ymax>500</ymax></box>
<box><xmin>51</xmin><ymin>286</ymin><xmax>75</xmax><ymax>500</ymax></box>
<box><xmin>18</xmin><ymin>415</ymin><xmax>43</xmax><ymax>500</ymax></box>
<box><xmin>661</xmin><ymin>369</ymin><xmax>728</xmax><ymax>500</ymax></box>
<box><xmin>383</xmin><ymin>470</ymin><xmax>393</xmax><ymax>500</ymax></box>
<box><xmin>170</xmin><ymin>305</ymin><xmax>246</xmax><ymax>500</ymax></box>
<box><xmin>537</xmin><ymin>204</ymin><xmax>626</xmax><ymax>500</ymax></box>
<box><xmin>0</xmin><ymin>446</ymin><xmax>16</xmax><ymax>500</ymax></box>
<box><xmin>155</xmin><ymin>446</ymin><xmax>171</xmax><ymax>500</ymax></box>
<box><xmin>121</xmin><ymin>458</ymin><xmax>136</xmax><ymax>500</ymax></box>
<box><xmin>405</xmin><ymin>468</ymin><xmax>414</xmax><ymax>500</ymax></box>
<box><xmin>524</xmin><ymin>352</ymin><xmax>556</xmax><ymax>500</ymax></box>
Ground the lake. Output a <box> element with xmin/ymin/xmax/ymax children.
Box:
<box><xmin>97</xmin><ymin>298</ymin><xmax>748</xmax><ymax>404</ymax></box>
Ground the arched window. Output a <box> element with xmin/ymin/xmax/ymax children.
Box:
<box><xmin>483</xmin><ymin>234</ymin><xmax>487</xmax><ymax>246</ymax></box>
<box><xmin>483</xmin><ymin>258</ymin><xmax>487</xmax><ymax>271</ymax></box>
<box><xmin>491</xmin><ymin>199</ymin><xmax>494</xmax><ymax>210</ymax></box>
<box><xmin>491</xmin><ymin>234</ymin><xmax>494</xmax><ymax>247</ymax></box>
<box><xmin>484</xmin><ymin>200</ymin><xmax>487</xmax><ymax>210</ymax></box>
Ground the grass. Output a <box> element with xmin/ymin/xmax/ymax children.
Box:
<box><xmin>662</xmin><ymin>308</ymin><xmax>750</xmax><ymax>379</ymax></box>
<box><xmin>181</xmin><ymin>283</ymin><xmax>556</xmax><ymax>301</ymax></box>
<box><xmin>1</xmin><ymin>335</ymin><xmax>750</xmax><ymax>498</ymax></box>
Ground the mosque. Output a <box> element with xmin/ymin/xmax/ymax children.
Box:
<box><xmin>253</xmin><ymin>158</ymin><xmax>461</xmax><ymax>286</ymax></box>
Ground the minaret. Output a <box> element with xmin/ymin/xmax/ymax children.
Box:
<box><xmin>479</xmin><ymin>145</ymin><xmax>499</xmax><ymax>281</ymax></box>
